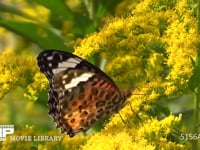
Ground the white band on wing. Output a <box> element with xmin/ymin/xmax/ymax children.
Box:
<box><xmin>64</xmin><ymin>72</ymin><xmax>94</xmax><ymax>89</ymax></box>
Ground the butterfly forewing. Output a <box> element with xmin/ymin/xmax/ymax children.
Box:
<box><xmin>37</xmin><ymin>50</ymin><xmax>132</xmax><ymax>137</ymax></box>
<box><xmin>37</xmin><ymin>50</ymin><xmax>118</xmax><ymax>88</ymax></box>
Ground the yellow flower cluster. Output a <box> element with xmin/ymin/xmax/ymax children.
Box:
<box><xmin>81</xmin><ymin>132</ymin><xmax>154</xmax><ymax>150</ymax></box>
<box><xmin>82</xmin><ymin>114</ymin><xmax>184</xmax><ymax>150</ymax></box>
<box><xmin>0</xmin><ymin>49</ymin><xmax>48</xmax><ymax>101</ymax></box>
<box><xmin>72</xmin><ymin>0</ymin><xmax>197</xmax><ymax>149</ymax></box>
<box><xmin>74</xmin><ymin>0</ymin><xmax>198</xmax><ymax>94</ymax></box>
<box><xmin>24</xmin><ymin>72</ymin><xmax>48</xmax><ymax>101</ymax></box>
<box><xmin>163</xmin><ymin>4</ymin><xmax>198</xmax><ymax>90</ymax></box>
<box><xmin>0</xmin><ymin>50</ymin><xmax>38</xmax><ymax>100</ymax></box>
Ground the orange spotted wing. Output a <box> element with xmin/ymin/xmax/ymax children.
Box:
<box><xmin>37</xmin><ymin>50</ymin><xmax>132</xmax><ymax>137</ymax></box>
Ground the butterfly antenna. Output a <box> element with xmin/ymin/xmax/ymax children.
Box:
<box><xmin>131</xmin><ymin>93</ymin><xmax>146</xmax><ymax>96</ymax></box>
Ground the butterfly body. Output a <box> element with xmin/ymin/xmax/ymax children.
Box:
<box><xmin>37</xmin><ymin>50</ymin><xmax>131</xmax><ymax>137</ymax></box>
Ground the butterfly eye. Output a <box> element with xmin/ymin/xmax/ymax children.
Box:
<box><xmin>37</xmin><ymin>50</ymin><xmax>132</xmax><ymax>137</ymax></box>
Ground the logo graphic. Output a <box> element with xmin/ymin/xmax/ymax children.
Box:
<box><xmin>0</xmin><ymin>125</ymin><xmax>14</xmax><ymax>141</ymax></box>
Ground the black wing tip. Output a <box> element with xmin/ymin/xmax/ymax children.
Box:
<box><xmin>37</xmin><ymin>49</ymin><xmax>54</xmax><ymax>59</ymax></box>
<box><xmin>37</xmin><ymin>49</ymin><xmax>62</xmax><ymax>68</ymax></box>
<box><xmin>37</xmin><ymin>49</ymin><xmax>75</xmax><ymax>61</ymax></box>
<box><xmin>38</xmin><ymin>49</ymin><xmax>71</xmax><ymax>55</ymax></box>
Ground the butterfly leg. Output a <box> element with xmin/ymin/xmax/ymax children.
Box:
<box><xmin>126</xmin><ymin>101</ymin><xmax>142</xmax><ymax>122</ymax></box>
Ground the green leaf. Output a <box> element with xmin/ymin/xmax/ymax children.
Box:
<box><xmin>0</xmin><ymin>3</ymin><xmax>39</xmax><ymax>21</ymax></box>
<box><xmin>95</xmin><ymin>0</ymin><xmax>122</xmax><ymax>20</ymax></box>
<box><xmin>0</xmin><ymin>20</ymin><xmax>70</xmax><ymax>50</ymax></box>
<box><xmin>34</xmin><ymin>0</ymin><xmax>73</xmax><ymax>20</ymax></box>
<box><xmin>73</xmin><ymin>13</ymin><xmax>95</xmax><ymax>36</ymax></box>
<box><xmin>188</xmin><ymin>54</ymin><xmax>200</xmax><ymax>91</ymax></box>
<box><xmin>33</xmin><ymin>0</ymin><xmax>95</xmax><ymax>36</ymax></box>
<box><xmin>33</xmin><ymin>0</ymin><xmax>74</xmax><ymax>29</ymax></box>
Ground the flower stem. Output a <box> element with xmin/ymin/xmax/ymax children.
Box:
<box><xmin>192</xmin><ymin>88</ymin><xmax>199</xmax><ymax>149</ymax></box>
<box><xmin>83</xmin><ymin>0</ymin><xmax>94</xmax><ymax>20</ymax></box>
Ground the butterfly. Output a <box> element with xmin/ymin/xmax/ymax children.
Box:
<box><xmin>37</xmin><ymin>50</ymin><xmax>132</xmax><ymax>137</ymax></box>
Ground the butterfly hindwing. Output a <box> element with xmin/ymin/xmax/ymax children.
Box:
<box><xmin>51</xmin><ymin>69</ymin><xmax>122</xmax><ymax>137</ymax></box>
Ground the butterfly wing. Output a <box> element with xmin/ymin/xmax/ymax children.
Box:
<box><xmin>52</xmin><ymin>69</ymin><xmax>124</xmax><ymax>137</ymax></box>
<box><xmin>37</xmin><ymin>50</ymin><xmax>131</xmax><ymax>137</ymax></box>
